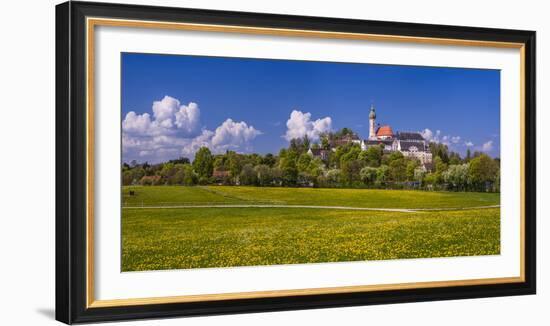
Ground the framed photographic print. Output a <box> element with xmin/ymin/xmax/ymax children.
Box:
<box><xmin>56</xmin><ymin>1</ymin><xmax>536</xmax><ymax>324</ymax></box>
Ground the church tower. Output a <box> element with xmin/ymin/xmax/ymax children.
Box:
<box><xmin>369</xmin><ymin>104</ymin><xmax>376</xmax><ymax>140</ymax></box>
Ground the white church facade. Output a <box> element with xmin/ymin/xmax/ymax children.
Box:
<box><xmin>308</xmin><ymin>105</ymin><xmax>433</xmax><ymax>168</ymax></box>
<box><xmin>361</xmin><ymin>105</ymin><xmax>433</xmax><ymax>166</ymax></box>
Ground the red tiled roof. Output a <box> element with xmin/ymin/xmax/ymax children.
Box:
<box><xmin>213</xmin><ymin>170</ymin><xmax>230</xmax><ymax>178</ymax></box>
<box><xmin>141</xmin><ymin>175</ymin><xmax>161</xmax><ymax>181</ymax></box>
<box><xmin>376</xmin><ymin>125</ymin><xmax>394</xmax><ymax>137</ymax></box>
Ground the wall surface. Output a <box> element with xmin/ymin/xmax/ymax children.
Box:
<box><xmin>0</xmin><ymin>0</ymin><xmax>546</xmax><ymax>325</ymax></box>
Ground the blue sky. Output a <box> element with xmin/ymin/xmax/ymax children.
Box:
<box><xmin>121</xmin><ymin>52</ymin><xmax>500</xmax><ymax>163</ymax></box>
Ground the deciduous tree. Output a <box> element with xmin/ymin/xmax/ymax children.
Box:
<box><xmin>193</xmin><ymin>147</ymin><xmax>214</xmax><ymax>180</ymax></box>
<box><xmin>468</xmin><ymin>154</ymin><xmax>499</xmax><ymax>191</ymax></box>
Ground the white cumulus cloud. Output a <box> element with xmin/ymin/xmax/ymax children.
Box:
<box><xmin>421</xmin><ymin>128</ymin><xmax>498</xmax><ymax>156</ymax></box>
<box><xmin>481</xmin><ymin>140</ymin><xmax>494</xmax><ymax>152</ymax></box>
<box><xmin>421</xmin><ymin>129</ymin><xmax>462</xmax><ymax>146</ymax></box>
<box><xmin>180</xmin><ymin>129</ymin><xmax>216</xmax><ymax>157</ymax></box>
<box><xmin>211</xmin><ymin>119</ymin><xmax>262</xmax><ymax>150</ymax></box>
<box><xmin>122</xmin><ymin>111</ymin><xmax>152</xmax><ymax>135</ymax></box>
<box><xmin>175</xmin><ymin>102</ymin><xmax>200</xmax><ymax>134</ymax></box>
<box><xmin>152</xmin><ymin>95</ymin><xmax>178</xmax><ymax>125</ymax></box>
<box><xmin>284</xmin><ymin>110</ymin><xmax>332</xmax><ymax>141</ymax></box>
<box><xmin>420</xmin><ymin>128</ymin><xmax>441</xmax><ymax>143</ymax></box>
<box><xmin>123</xmin><ymin>95</ymin><xmax>201</xmax><ymax>138</ymax></box>
<box><xmin>122</xmin><ymin>95</ymin><xmax>261</xmax><ymax>163</ymax></box>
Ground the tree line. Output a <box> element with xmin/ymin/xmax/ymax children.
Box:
<box><xmin>123</xmin><ymin>130</ymin><xmax>500</xmax><ymax>192</ymax></box>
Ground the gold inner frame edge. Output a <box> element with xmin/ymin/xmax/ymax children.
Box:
<box><xmin>85</xmin><ymin>17</ymin><xmax>527</xmax><ymax>308</ymax></box>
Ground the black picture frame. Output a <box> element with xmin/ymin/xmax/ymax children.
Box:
<box><xmin>56</xmin><ymin>1</ymin><xmax>536</xmax><ymax>324</ymax></box>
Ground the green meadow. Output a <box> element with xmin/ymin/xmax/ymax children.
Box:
<box><xmin>122</xmin><ymin>185</ymin><xmax>500</xmax><ymax>208</ymax></box>
<box><xmin>121</xmin><ymin>186</ymin><xmax>500</xmax><ymax>271</ymax></box>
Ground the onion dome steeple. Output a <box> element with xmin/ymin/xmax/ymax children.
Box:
<box><xmin>369</xmin><ymin>104</ymin><xmax>376</xmax><ymax>119</ymax></box>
